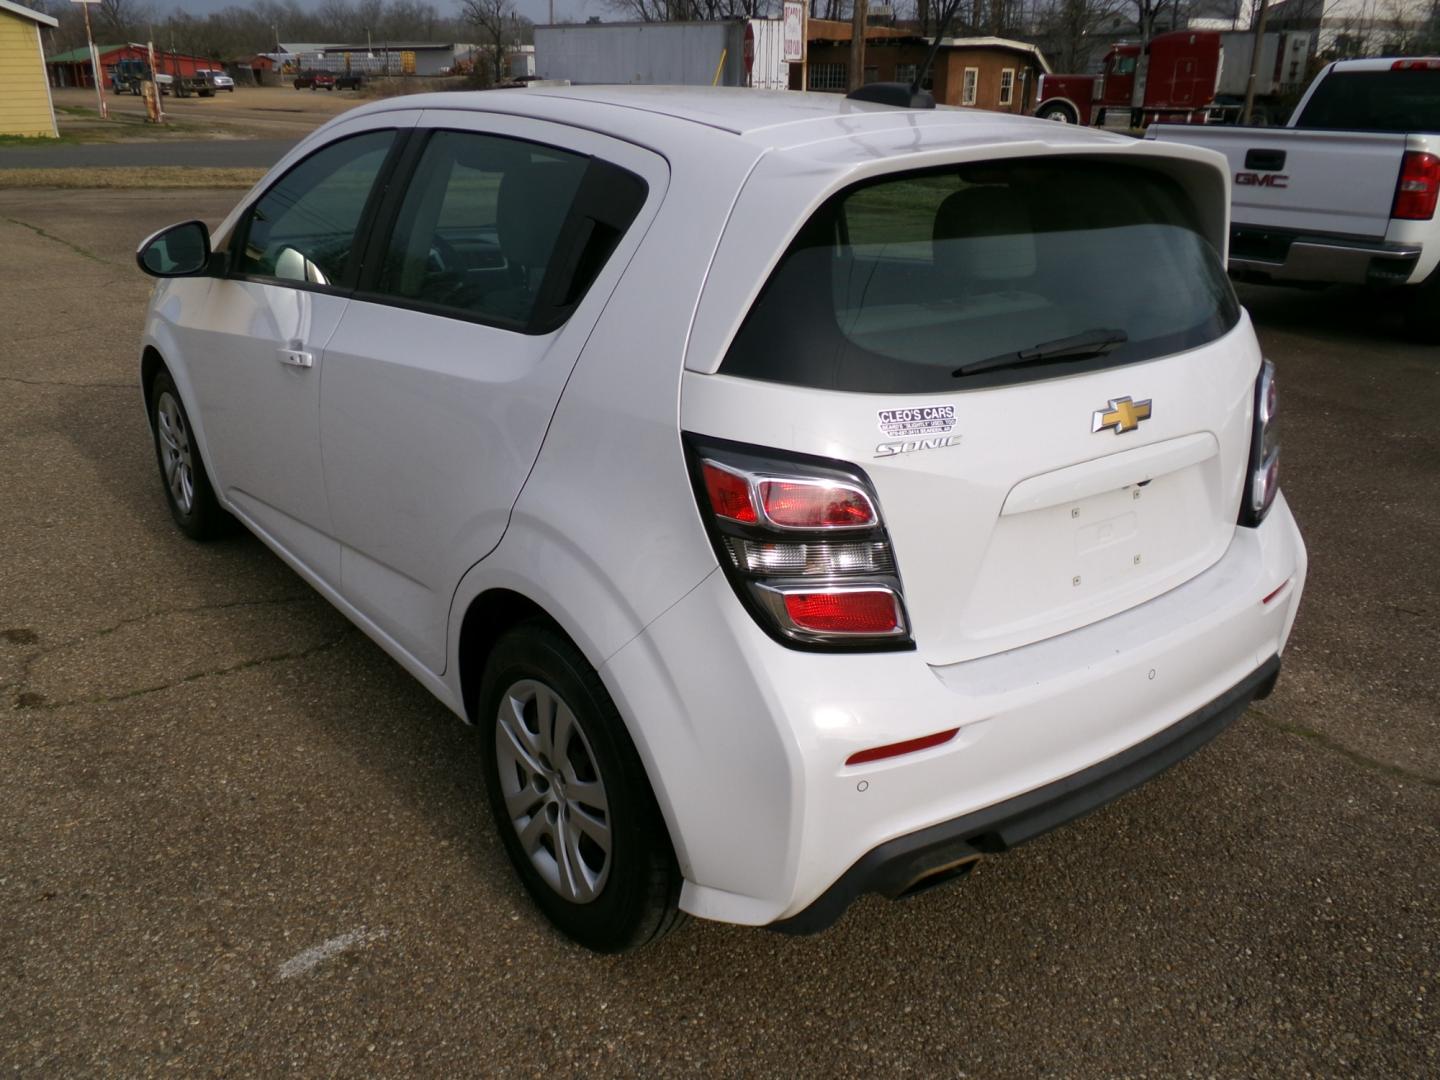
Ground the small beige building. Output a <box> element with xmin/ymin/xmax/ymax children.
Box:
<box><xmin>0</xmin><ymin>0</ymin><xmax>57</xmax><ymax>138</ymax></box>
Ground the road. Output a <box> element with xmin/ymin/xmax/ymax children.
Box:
<box><xmin>0</xmin><ymin>139</ymin><xmax>297</xmax><ymax>169</ymax></box>
<box><xmin>0</xmin><ymin>188</ymin><xmax>1435</xmax><ymax>1076</ymax></box>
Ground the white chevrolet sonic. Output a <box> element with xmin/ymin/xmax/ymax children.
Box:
<box><xmin>135</xmin><ymin>86</ymin><xmax>1306</xmax><ymax>952</ymax></box>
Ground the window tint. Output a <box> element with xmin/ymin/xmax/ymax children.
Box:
<box><xmin>720</xmin><ymin>160</ymin><xmax>1239</xmax><ymax>393</ymax></box>
<box><xmin>374</xmin><ymin>130</ymin><xmax>589</xmax><ymax>328</ymax></box>
<box><xmin>1294</xmin><ymin>70</ymin><xmax>1440</xmax><ymax>133</ymax></box>
<box><xmin>239</xmin><ymin>130</ymin><xmax>394</xmax><ymax>286</ymax></box>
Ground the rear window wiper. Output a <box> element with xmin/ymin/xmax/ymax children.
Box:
<box><xmin>954</xmin><ymin>328</ymin><xmax>1129</xmax><ymax>377</ymax></box>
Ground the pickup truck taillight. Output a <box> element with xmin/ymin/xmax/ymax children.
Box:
<box><xmin>1393</xmin><ymin>152</ymin><xmax>1439</xmax><ymax>221</ymax></box>
<box><xmin>685</xmin><ymin>436</ymin><xmax>913</xmax><ymax>651</ymax></box>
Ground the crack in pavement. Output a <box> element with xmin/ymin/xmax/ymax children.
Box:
<box><xmin>0</xmin><ymin>376</ymin><xmax>134</xmax><ymax>390</ymax></box>
<box><xmin>3</xmin><ymin>594</ymin><xmax>316</xmax><ymax>709</ymax></box>
<box><xmin>0</xmin><ymin>214</ymin><xmax>123</xmax><ymax>268</ymax></box>
<box><xmin>11</xmin><ymin>630</ymin><xmax>352</xmax><ymax>712</ymax></box>
<box><xmin>1252</xmin><ymin>706</ymin><xmax>1440</xmax><ymax>790</ymax></box>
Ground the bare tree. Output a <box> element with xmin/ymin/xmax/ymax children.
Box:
<box><xmin>461</xmin><ymin>0</ymin><xmax>524</xmax><ymax>82</ymax></box>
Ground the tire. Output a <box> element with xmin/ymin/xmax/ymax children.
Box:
<box><xmin>1038</xmin><ymin>102</ymin><xmax>1077</xmax><ymax>124</ymax></box>
<box><xmin>1406</xmin><ymin>268</ymin><xmax>1440</xmax><ymax>343</ymax></box>
<box><xmin>477</xmin><ymin>621</ymin><xmax>684</xmax><ymax>952</ymax></box>
<box><xmin>148</xmin><ymin>369</ymin><xmax>230</xmax><ymax>541</ymax></box>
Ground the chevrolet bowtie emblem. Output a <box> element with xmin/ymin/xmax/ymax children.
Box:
<box><xmin>1092</xmin><ymin>396</ymin><xmax>1153</xmax><ymax>435</ymax></box>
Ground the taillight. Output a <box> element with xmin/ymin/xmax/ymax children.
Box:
<box><xmin>1240</xmin><ymin>359</ymin><xmax>1280</xmax><ymax>526</ymax></box>
<box><xmin>686</xmin><ymin>436</ymin><xmax>912</xmax><ymax>650</ymax></box>
<box><xmin>1393</xmin><ymin>151</ymin><xmax>1440</xmax><ymax>221</ymax></box>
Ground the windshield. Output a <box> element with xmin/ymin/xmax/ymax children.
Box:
<box><xmin>719</xmin><ymin>159</ymin><xmax>1239</xmax><ymax>393</ymax></box>
<box><xmin>1294</xmin><ymin>70</ymin><xmax>1440</xmax><ymax>133</ymax></box>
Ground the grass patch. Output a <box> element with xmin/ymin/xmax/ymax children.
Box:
<box><xmin>0</xmin><ymin>166</ymin><xmax>264</xmax><ymax>189</ymax></box>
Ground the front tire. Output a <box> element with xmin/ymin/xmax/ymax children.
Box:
<box><xmin>478</xmin><ymin>622</ymin><xmax>684</xmax><ymax>952</ymax></box>
<box><xmin>1038</xmin><ymin>102</ymin><xmax>1077</xmax><ymax>124</ymax></box>
<box><xmin>148</xmin><ymin>369</ymin><xmax>230</xmax><ymax>541</ymax></box>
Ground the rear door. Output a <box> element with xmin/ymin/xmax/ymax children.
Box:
<box><xmin>683</xmin><ymin>152</ymin><xmax>1256</xmax><ymax>666</ymax></box>
<box><xmin>317</xmin><ymin>112</ymin><xmax>667</xmax><ymax>673</ymax></box>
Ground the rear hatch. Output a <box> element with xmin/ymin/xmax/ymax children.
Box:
<box><xmin>681</xmin><ymin>154</ymin><xmax>1258</xmax><ymax>666</ymax></box>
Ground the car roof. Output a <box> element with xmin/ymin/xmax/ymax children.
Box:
<box><xmin>343</xmin><ymin>84</ymin><xmax>1131</xmax><ymax>155</ymax></box>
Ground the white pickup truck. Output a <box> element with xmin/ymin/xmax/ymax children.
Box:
<box><xmin>1147</xmin><ymin>57</ymin><xmax>1440</xmax><ymax>338</ymax></box>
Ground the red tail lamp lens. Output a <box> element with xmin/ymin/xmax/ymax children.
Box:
<box><xmin>1393</xmin><ymin>152</ymin><xmax>1440</xmax><ymax>221</ymax></box>
<box><xmin>702</xmin><ymin>462</ymin><xmax>758</xmax><ymax>523</ymax></box>
<box><xmin>759</xmin><ymin>480</ymin><xmax>878</xmax><ymax>528</ymax></box>
<box><xmin>782</xmin><ymin>589</ymin><xmax>899</xmax><ymax>635</ymax></box>
<box><xmin>846</xmin><ymin>727</ymin><xmax>960</xmax><ymax>766</ymax></box>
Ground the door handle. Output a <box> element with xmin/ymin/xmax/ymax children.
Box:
<box><xmin>278</xmin><ymin>347</ymin><xmax>313</xmax><ymax>369</ymax></box>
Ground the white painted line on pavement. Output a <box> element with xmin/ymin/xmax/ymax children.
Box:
<box><xmin>277</xmin><ymin>927</ymin><xmax>387</xmax><ymax>980</ymax></box>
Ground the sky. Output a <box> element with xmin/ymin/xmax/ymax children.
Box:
<box><xmin>155</xmin><ymin>0</ymin><xmax>610</xmax><ymax>25</ymax></box>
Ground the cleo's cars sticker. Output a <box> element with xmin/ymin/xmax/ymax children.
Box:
<box><xmin>877</xmin><ymin>405</ymin><xmax>956</xmax><ymax>438</ymax></box>
<box><xmin>874</xmin><ymin>405</ymin><xmax>961</xmax><ymax>458</ymax></box>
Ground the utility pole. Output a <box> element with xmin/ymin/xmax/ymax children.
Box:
<box><xmin>70</xmin><ymin>1</ymin><xmax>108</xmax><ymax>120</ymax></box>
<box><xmin>1242</xmin><ymin>0</ymin><xmax>1270</xmax><ymax>124</ymax></box>
<box><xmin>849</xmin><ymin>0</ymin><xmax>867</xmax><ymax>90</ymax></box>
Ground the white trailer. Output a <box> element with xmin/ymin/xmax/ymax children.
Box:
<box><xmin>534</xmin><ymin>20</ymin><xmax>789</xmax><ymax>90</ymax></box>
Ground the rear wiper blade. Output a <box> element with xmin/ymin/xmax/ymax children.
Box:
<box><xmin>954</xmin><ymin>328</ymin><xmax>1129</xmax><ymax>377</ymax></box>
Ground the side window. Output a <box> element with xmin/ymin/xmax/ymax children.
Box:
<box><xmin>374</xmin><ymin>130</ymin><xmax>591</xmax><ymax>329</ymax></box>
<box><xmin>238</xmin><ymin>130</ymin><xmax>395</xmax><ymax>287</ymax></box>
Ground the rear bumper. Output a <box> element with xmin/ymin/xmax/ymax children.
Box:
<box><xmin>771</xmin><ymin>654</ymin><xmax>1280</xmax><ymax>934</ymax></box>
<box><xmin>1229</xmin><ymin>226</ymin><xmax>1423</xmax><ymax>286</ymax></box>
<box><xmin>603</xmin><ymin>495</ymin><xmax>1306</xmax><ymax>928</ymax></box>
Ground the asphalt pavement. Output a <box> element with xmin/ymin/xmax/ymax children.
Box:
<box><xmin>0</xmin><ymin>188</ymin><xmax>1435</xmax><ymax>1076</ymax></box>
<box><xmin>0</xmin><ymin>139</ymin><xmax>297</xmax><ymax>169</ymax></box>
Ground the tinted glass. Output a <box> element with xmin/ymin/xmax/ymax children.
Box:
<box><xmin>375</xmin><ymin>131</ymin><xmax>589</xmax><ymax>327</ymax></box>
<box><xmin>239</xmin><ymin>130</ymin><xmax>394</xmax><ymax>286</ymax></box>
<box><xmin>719</xmin><ymin>160</ymin><xmax>1239</xmax><ymax>393</ymax></box>
<box><xmin>1294</xmin><ymin>70</ymin><xmax>1440</xmax><ymax>133</ymax></box>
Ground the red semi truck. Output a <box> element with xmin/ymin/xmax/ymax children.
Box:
<box><xmin>1035</xmin><ymin>28</ymin><xmax>1313</xmax><ymax>128</ymax></box>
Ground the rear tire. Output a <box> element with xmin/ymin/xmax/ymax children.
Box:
<box><xmin>477</xmin><ymin>621</ymin><xmax>684</xmax><ymax>953</ymax></box>
<box><xmin>1406</xmin><ymin>268</ymin><xmax>1440</xmax><ymax>343</ymax></box>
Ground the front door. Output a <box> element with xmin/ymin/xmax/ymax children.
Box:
<box><xmin>180</xmin><ymin>126</ymin><xmax>401</xmax><ymax>584</ymax></box>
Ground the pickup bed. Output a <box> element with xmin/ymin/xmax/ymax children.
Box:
<box><xmin>1148</xmin><ymin>57</ymin><xmax>1440</xmax><ymax>337</ymax></box>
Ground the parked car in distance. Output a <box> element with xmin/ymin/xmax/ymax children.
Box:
<box><xmin>334</xmin><ymin>72</ymin><xmax>365</xmax><ymax>90</ymax></box>
<box><xmin>1149</xmin><ymin>57</ymin><xmax>1440</xmax><ymax>338</ymax></box>
<box><xmin>200</xmin><ymin>69</ymin><xmax>235</xmax><ymax>92</ymax></box>
<box><xmin>133</xmin><ymin>86</ymin><xmax>1306</xmax><ymax>952</ymax></box>
<box><xmin>293</xmin><ymin>71</ymin><xmax>335</xmax><ymax>90</ymax></box>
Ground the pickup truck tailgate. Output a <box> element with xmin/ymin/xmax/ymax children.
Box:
<box><xmin>1147</xmin><ymin>126</ymin><xmax>1407</xmax><ymax>238</ymax></box>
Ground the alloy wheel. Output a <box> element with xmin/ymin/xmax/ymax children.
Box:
<box><xmin>494</xmin><ymin>679</ymin><xmax>612</xmax><ymax>903</ymax></box>
<box><xmin>155</xmin><ymin>391</ymin><xmax>195</xmax><ymax>515</ymax></box>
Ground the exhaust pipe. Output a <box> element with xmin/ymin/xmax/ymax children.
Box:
<box><xmin>893</xmin><ymin>851</ymin><xmax>982</xmax><ymax>899</ymax></box>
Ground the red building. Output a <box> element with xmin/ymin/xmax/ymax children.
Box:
<box><xmin>46</xmin><ymin>43</ymin><xmax>215</xmax><ymax>89</ymax></box>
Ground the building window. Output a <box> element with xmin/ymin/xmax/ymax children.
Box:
<box><xmin>896</xmin><ymin>63</ymin><xmax>917</xmax><ymax>85</ymax></box>
<box><xmin>998</xmin><ymin>68</ymin><xmax>1015</xmax><ymax>106</ymax></box>
<box><xmin>811</xmin><ymin>63</ymin><xmax>848</xmax><ymax>91</ymax></box>
<box><xmin>962</xmin><ymin>67</ymin><xmax>978</xmax><ymax>106</ymax></box>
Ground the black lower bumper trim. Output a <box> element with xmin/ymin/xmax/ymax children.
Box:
<box><xmin>771</xmin><ymin>655</ymin><xmax>1282</xmax><ymax>935</ymax></box>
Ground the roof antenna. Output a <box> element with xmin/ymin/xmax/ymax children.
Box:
<box><xmin>845</xmin><ymin>0</ymin><xmax>963</xmax><ymax>110</ymax></box>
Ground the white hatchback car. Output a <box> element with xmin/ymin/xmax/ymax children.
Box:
<box><xmin>135</xmin><ymin>86</ymin><xmax>1306</xmax><ymax>952</ymax></box>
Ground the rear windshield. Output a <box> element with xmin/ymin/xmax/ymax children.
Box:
<box><xmin>1294</xmin><ymin>70</ymin><xmax>1440</xmax><ymax>133</ymax></box>
<box><xmin>718</xmin><ymin>159</ymin><xmax>1239</xmax><ymax>394</ymax></box>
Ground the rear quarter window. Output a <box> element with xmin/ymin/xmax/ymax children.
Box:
<box><xmin>718</xmin><ymin>158</ymin><xmax>1240</xmax><ymax>393</ymax></box>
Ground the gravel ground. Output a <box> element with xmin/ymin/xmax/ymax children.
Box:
<box><xmin>0</xmin><ymin>188</ymin><xmax>1435</xmax><ymax>1077</ymax></box>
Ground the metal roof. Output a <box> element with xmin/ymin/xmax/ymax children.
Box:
<box><xmin>0</xmin><ymin>0</ymin><xmax>58</xmax><ymax>28</ymax></box>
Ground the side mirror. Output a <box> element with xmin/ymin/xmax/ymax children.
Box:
<box><xmin>136</xmin><ymin>220</ymin><xmax>211</xmax><ymax>277</ymax></box>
